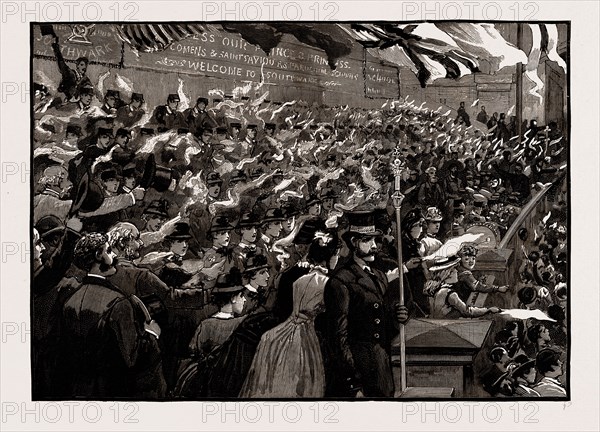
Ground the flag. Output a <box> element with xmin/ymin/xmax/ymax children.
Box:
<box><xmin>543</xmin><ymin>24</ymin><xmax>567</xmax><ymax>72</ymax></box>
<box><xmin>117</xmin><ymin>23</ymin><xmax>354</xmax><ymax>69</ymax></box>
<box><xmin>524</xmin><ymin>23</ymin><xmax>568</xmax><ymax>104</ymax></box>
<box><xmin>116</xmin><ymin>22</ymin><xmax>565</xmax><ymax>90</ymax></box>
<box><xmin>437</xmin><ymin>23</ymin><xmax>527</xmax><ymax>71</ymax></box>
<box><xmin>40</xmin><ymin>24</ymin><xmax>56</xmax><ymax>38</ymax></box>
<box><xmin>525</xmin><ymin>24</ymin><xmax>544</xmax><ymax>103</ymax></box>
<box><xmin>116</xmin><ymin>23</ymin><xmax>209</xmax><ymax>53</ymax></box>
<box><xmin>345</xmin><ymin>23</ymin><xmax>526</xmax><ymax>87</ymax></box>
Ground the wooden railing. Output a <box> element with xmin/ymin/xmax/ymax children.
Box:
<box><xmin>493</xmin><ymin>173</ymin><xmax>567</xmax><ymax>299</ymax></box>
<box><xmin>499</xmin><ymin>172</ymin><xmax>567</xmax><ymax>249</ymax></box>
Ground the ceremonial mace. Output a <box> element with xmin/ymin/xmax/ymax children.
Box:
<box><xmin>390</xmin><ymin>145</ymin><xmax>407</xmax><ymax>393</ymax></box>
<box><xmin>390</xmin><ymin>144</ymin><xmax>457</xmax><ymax>399</ymax></box>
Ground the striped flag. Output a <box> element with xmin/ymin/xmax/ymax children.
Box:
<box><xmin>116</xmin><ymin>23</ymin><xmax>209</xmax><ymax>53</ymax></box>
<box><xmin>117</xmin><ymin>23</ymin><xmax>354</xmax><ymax>68</ymax></box>
<box><xmin>116</xmin><ymin>22</ymin><xmax>568</xmax><ymax>92</ymax></box>
<box><xmin>344</xmin><ymin>23</ymin><xmax>527</xmax><ymax>87</ymax></box>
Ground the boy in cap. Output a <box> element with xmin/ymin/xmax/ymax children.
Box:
<box><xmin>63</xmin><ymin>124</ymin><xmax>82</xmax><ymax>148</ymax></box>
<box><xmin>465</xmin><ymin>195</ymin><xmax>487</xmax><ymax>225</ymax></box>
<box><xmin>138</xmin><ymin>200</ymin><xmax>182</xmax><ymax>257</ymax></box>
<box><xmin>240</xmin><ymin>124</ymin><xmax>258</xmax><ymax>158</ymax></box>
<box><xmin>229</xmin><ymin>122</ymin><xmax>242</xmax><ymax>141</ymax></box>
<box><xmin>50</xmin><ymin>34</ymin><xmax>92</xmax><ymax>101</ymax></box>
<box><xmin>99</xmin><ymin>167</ymin><xmax>121</xmax><ymax>196</ymax></box>
<box><xmin>111</xmin><ymin>128</ymin><xmax>135</xmax><ymax>165</ymax></box>
<box><xmin>67</xmin><ymin>125</ymin><xmax>115</xmax><ymax>188</ymax></box>
<box><xmin>116</xmin><ymin>92</ymin><xmax>146</xmax><ymax>128</ymax></box>
<box><xmin>82</xmin><ymin>167</ymin><xmax>135</xmax><ymax>232</ymax></box>
<box><xmin>215</xmin><ymin>126</ymin><xmax>229</xmax><ymax>142</ymax></box>
<box><xmin>120</xmin><ymin>163</ymin><xmax>139</xmax><ymax>194</ymax></box>
<box><xmin>150</xmin><ymin>93</ymin><xmax>186</xmax><ymax>130</ymax></box>
<box><xmin>100</xmin><ymin>89</ymin><xmax>121</xmax><ymax>115</ymax></box>
<box><xmin>184</xmin><ymin>96</ymin><xmax>218</xmax><ymax>134</ymax></box>
<box><xmin>55</xmin><ymin>86</ymin><xmax>98</xmax><ymax>117</ymax></box>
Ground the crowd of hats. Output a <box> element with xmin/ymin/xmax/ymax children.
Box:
<box><xmin>35</xmin><ymin>88</ymin><xmax>569</xmax><ymax>283</ymax></box>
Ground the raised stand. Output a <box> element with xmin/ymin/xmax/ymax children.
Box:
<box><xmin>392</xmin><ymin>318</ymin><xmax>493</xmax><ymax>398</ymax></box>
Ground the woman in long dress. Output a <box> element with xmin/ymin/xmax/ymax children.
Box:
<box><xmin>239</xmin><ymin>231</ymin><xmax>339</xmax><ymax>398</ymax></box>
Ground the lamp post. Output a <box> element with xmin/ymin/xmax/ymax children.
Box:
<box><xmin>391</xmin><ymin>145</ymin><xmax>407</xmax><ymax>393</ymax></box>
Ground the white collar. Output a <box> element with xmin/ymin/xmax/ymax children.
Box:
<box><xmin>309</xmin><ymin>264</ymin><xmax>329</xmax><ymax>275</ymax></box>
<box><xmin>43</xmin><ymin>188</ymin><xmax>61</xmax><ymax>198</ymax></box>
<box><xmin>213</xmin><ymin>311</ymin><xmax>234</xmax><ymax>319</ymax></box>
<box><xmin>543</xmin><ymin>377</ymin><xmax>563</xmax><ymax>386</ymax></box>
<box><xmin>244</xmin><ymin>283</ymin><xmax>257</xmax><ymax>293</ymax></box>
<box><xmin>87</xmin><ymin>273</ymin><xmax>106</xmax><ymax>280</ymax></box>
<box><xmin>354</xmin><ymin>256</ymin><xmax>372</xmax><ymax>273</ymax></box>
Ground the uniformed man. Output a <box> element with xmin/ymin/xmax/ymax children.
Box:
<box><xmin>150</xmin><ymin>93</ymin><xmax>186</xmax><ymax>131</ymax></box>
<box><xmin>116</xmin><ymin>92</ymin><xmax>146</xmax><ymax>128</ymax></box>
<box><xmin>100</xmin><ymin>89</ymin><xmax>122</xmax><ymax>115</ymax></box>
<box><xmin>324</xmin><ymin>210</ymin><xmax>409</xmax><ymax>398</ymax></box>
<box><xmin>184</xmin><ymin>97</ymin><xmax>218</xmax><ymax>135</ymax></box>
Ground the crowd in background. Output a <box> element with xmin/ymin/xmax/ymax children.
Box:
<box><xmin>32</xmin><ymin>44</ymin><xmax>568</xmax><ymax>399</ymax></box>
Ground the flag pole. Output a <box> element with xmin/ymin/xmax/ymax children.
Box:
<box><xmin>391</xmin><ymin>145</ymin><xmax>407</xmax><ymax>393</ymax></box>
<box><xmin>516</xmin><ymin>23</ymin><xmax>524</xmax><ymax>145</ymax></box>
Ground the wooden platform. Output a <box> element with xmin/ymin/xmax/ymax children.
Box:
<box><xmin>392</xmin><ymin>319</ymin><xmax>493</xmax><ymax>397</ymax></box>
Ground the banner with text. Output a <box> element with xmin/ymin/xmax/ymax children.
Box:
<box><xmin>33</xmin><ymin>24</ymin><xmax>123</xmax><ymax>66</ymax></box>
<box><xmin>123</xmin><ymin>29</ymin><xmax>366</xmax><ymax>96</ymax></box>
<box><xmin>364</xmin><ymin>52</ymin><xmax>400</xmax><ymax>99</ymax></box>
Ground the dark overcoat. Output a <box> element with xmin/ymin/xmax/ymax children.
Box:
<box><xmin>323</xmin><ymin>261</ymin><xmax>399</xmax><ymax>397</ymax></box>
<box><xmin>55</xmin><ymin>275</ymin><xmax>165</xmax><ymax>399</ymax></box>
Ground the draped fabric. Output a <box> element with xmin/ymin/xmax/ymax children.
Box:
<box><xmin>115</xmin><ymin>22</ymin><xmax>528</xmax><ymax>88</ymax></box>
